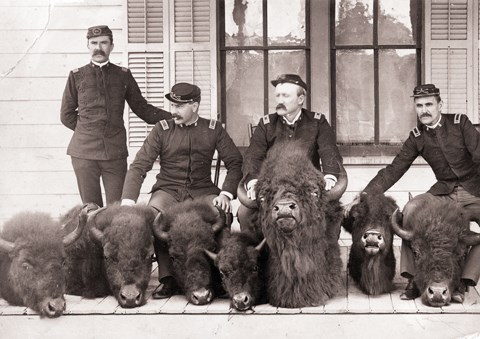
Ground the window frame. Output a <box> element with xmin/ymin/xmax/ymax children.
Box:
<box><xmin>217</xmin><ymin>0</ymin><xmax>311</xmax><ymax>131</ymax></box>
<box><xmin>329</xmin><ymin>0</ymin><xmax>423</xmax><ymax>157</ymax></box>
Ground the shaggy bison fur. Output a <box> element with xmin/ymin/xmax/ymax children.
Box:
<box><xmin>205</xmin><ymin>230</ymin><xmax>268</xmax><ymax>311</ymax></box>
<box><xmin>153</xmin><ymin>197</ymin><xmax>226</xmax><ymax>305</ymax></box>
<box><xmin>255</xmin><ymin>141</ymin><xmax>346</xmax><ymax>308</ymax></box>
<box><xmin>392</xmin><ymin>198</ymin><xmax>480</xmax><ymax>307</ymax></box>
<box><xmin>343</xmin><ymin>193</ymin><xmax>398</xmax><ymax>295</ymax></box>
<box><xmin>63</xmin><ymin>203</ymin><xmax>156</xmax><ymax>308</ymax></box>
<box><xmin>0</xmin><ymin>206</ymin><xmax>88</xmax><ymax>317</ymax></box>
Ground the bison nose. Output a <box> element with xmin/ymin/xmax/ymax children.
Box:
<box><xmin>41</xmin><ymin>297</ymin><xmax>65</xmax><ymax>318</ymax></box>
<box><xmin>426</xmin><ymin>283</ymin><xmax>450</xmax><ymax>307</ymax></box>
<box><xmin>232</xmin><ymin>292</ymin><xmax>252</xmax><ymax>311</ymax></box>
<box><xmin>190</xmin><ymin>288</ymin><xmax>213</xmax><ymax>305</ymax></box>
<box><xmin>361</xmin><ymin>231</ymin><xmax>385</xmax><ymax>254</ymax></box>
<box><xmin>273</xmin><ymin>200</ymin><xmax>297</xmax><ymax>217</ymax></box>
<box><xmin>119</xmin><ymin>284</ymin><xmax>143</xmax><ymax>308</ymax></box>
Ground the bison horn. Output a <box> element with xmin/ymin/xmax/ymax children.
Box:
<box><xmin>254</xmin><ymin>238</ymin><xmax>267</xmax><ymax>252</ymax></box>
<box><xmin>390</xmin><ymin>208</ymin><xmax>414</xmax><ymax>241</ymax></box>
<box><xmin>0</xmin><ymin>237</ymin><xmax>15</xmax><ymax>254</ymax></box>
<box><xmin>63</xmin><ymin>204</ymin><xmax>93</xmax><ymax>247</ymax></box>
<box><xmin>460</xmin><ymin>230</ymin><xmax>480</xmax><ymax>246</ymax></box>
<box><xmin>325</xmin><ymin>163</ymin><xmax>348</xmax><ymax>202</ymax></box>
<box><xmin>237</xmin><ymin>181</ymin><xmax>259</xmax><ymax>209</ymax></box>
<box><xmin>212</xmin><ymin>206</ymin><xmax>227</xmax><ymax>233</ymax></box>
<box><xmin>203</xmin><ymin>249</ymin><xmax>218</xmax><ymax>261</ymax></box>
<box><xmin>152</xmin><ymin>212</ymin><xmax>170</xmax><ymax>242</ymax></box>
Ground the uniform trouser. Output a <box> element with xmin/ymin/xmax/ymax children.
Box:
<box><xmin>148</xmin><ymin>190</ymin><xmax>217</xmax><ymax>282</ymax></box>
<box><xmin>400</xmin><ymin>187</ymin><xmax>480</xmax><ymax>286</ymax></box>
<box><xmin>71</xmin><ymin>157</ymin><xmax>127</xmax><ymax>207</ymax></box>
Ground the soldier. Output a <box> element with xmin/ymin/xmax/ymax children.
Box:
<box><xmin>60</xmin><ymin>25</ymin><xmax>171</xmax><ymax>207</ymax></box>
<box><xmin>357</xmin><ymin>84</ymin><xmax>480</xmax><ymax>302</ymax></box>
<box><xmin>121</xmin><ymin>82</ymin><xmax>243</xmax><ymax>298</ymax></box>
<box><xmin>238</xmin><ymin>73</ymin><xmax>345</xmax><ymax>233</ymax></box>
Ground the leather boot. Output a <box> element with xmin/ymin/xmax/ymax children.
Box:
<box><xmin>400</xmin><ymin>279</ymin><xmax>420</xmax><ymax>300</ymax></box>
<box><xmin>152</xmin><ymin>276</ymin><xmax>180</xmax><ymax>299</ymax></box>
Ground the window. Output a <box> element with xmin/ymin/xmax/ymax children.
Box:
<box><xmin>331</xmin><ymin>0</ymin><xmax>422</xmax><ymax>156</ymax></box>
<box><xmin>220</xmin><ymin>0</ymin><xmax>310</xmax><ymax>147</ymax></box>
<box><xmin>126</xmin><ymin>0</ymin><xmax>216</xmax><ymax>148</ymax></box>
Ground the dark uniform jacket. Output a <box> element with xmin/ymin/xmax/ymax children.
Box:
<box><xmin>60</xmin><ymin>62</ymin><xmax>171</xmax><ymax>160</ymax></box>
<box><xmin>364</xmin><ymin>113</ymin><xmax>480</xmax><ymax>197</ymax></box>
<box><xmin>242</xmin><ymin>109</ymin><xmax>343</xmax><ymax>183</ymax></box>
<box><xmin>121</xmin><ymin>117</ymin><xmax>243</xmax><ymax>202</ymax></box>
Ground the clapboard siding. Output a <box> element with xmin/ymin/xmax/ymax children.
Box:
<box><xmin>0</xmin><ymin>53</ymin><xmax>123</xmax><ymax>78</ymax></box>
<box><xmin>0</xmin><ymin>30</ymin><xmax>125</xmax><ymax>54</ymax></box>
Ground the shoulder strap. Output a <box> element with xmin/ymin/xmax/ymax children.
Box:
<box><xmin>160</xmin><ymin>120</ymin><xmax>169</xmax><ymax>130</ymax></box>
<box><xmin>454</xmin><ymin>113</ymin><xmax>462</xmax><ymax>124</ymax></box>
<box><xmin>262</xmin><ymin>114</ymin><xmax>270</xmax><ymax>125</ymax></box>
<box><xmin>209</xmin><ymin>119</ymin><xmax>217</xmax><ymax>130</ymax></box>
<box><xmin>412</xmin><ymin>126</ymin><xmax>421</xmax><ymax>137</ymax></box>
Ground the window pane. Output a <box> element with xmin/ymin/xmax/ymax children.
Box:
<box><xmin>336</xmin><ymin>50</ymin><xmax>374</xmax><ymax>143</ymax></box>
<box><xmin>268</xmin><ymin>50</ymin><xmax>307</xmax><ymax>113</ymax></box>
<box><xmin>225</xmin><ymin>0</ymin><xmax>263</xmax><ymax>46</ymax></box>
<box><xmin>225</xmin><ymin>50</ymin><xmax>264</xmax><ymax>147</ymax></box>
<box><xmin>267</xmin><ymin>0</ymin><xmax>306</xmax><ymax>46</ymax></box>
<box><xmin>335</xmin><ymin>0</ymin><xmax>373</xmax><ymax>45</ymax></box>
<box><xmin>379</xmin><ymin>0</ymin><xmax>417</xmax><ymax>44</ymax></box>
<box><xmin>379</xmin><ymin>50</ymin><xmax>417</xmax><ymax>143</ymax></box>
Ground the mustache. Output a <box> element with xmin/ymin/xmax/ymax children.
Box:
<box><xmin>172</xmin><ymin>114</ymin><xmax>182</xmax><ymax>119</ymax></box>
<box><xmin>420</xmin><ymin>113</ymin><xmax>432</xmax><ymax>118</ymax></box>
<box><xmin>93</xmin><ymin>50</ymin><xmax>106</xmax><ymax>56</ymax></box>
<box><xmin>276</xmin><ymin>104</ymin><xmax>286</xmax><ymax>110</ymax></box>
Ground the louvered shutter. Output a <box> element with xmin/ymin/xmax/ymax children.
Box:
<box><xmin>126</xmin><ymin>0</ymin><xmax>217</xmax><ymax>148</ymax></box>
<box><xmin>172</xmin><ymin>0</ymin><xmax>216</xmax><ymax>119</ymax></box>
<box><xmin>425</xmin><ymin>0</ymin><xmax>478</xmax><ymax>122</ymax></box>
<box><xmin>128</xmin><ymin>0</ymin><xmax>163</xmax><ymax>43</ymax></box>
<box><xmin>128</xmin><ymin>53</ymin><xmax>165</xmax><ymax>147</ymax></box>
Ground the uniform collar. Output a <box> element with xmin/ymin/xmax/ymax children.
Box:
<box><xmin>425</xmin><ymin>115</ymin><xmax>443</xmax><ymax>130</ymax></box>
<box><xmin>179</xmin><ymin>116</ymin><xmax>199</xmax><ymax>128</ymax></box>
<box><xmin>91</xmin><ymin>60</ymin><xmax>110</xmax><ymax>68</ymax></box>
<box><xmin>282</xmin><ymin>109</ymin><xmax>302</xmax><ymax>126</ymax></box>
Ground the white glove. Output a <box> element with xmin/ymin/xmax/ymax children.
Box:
<box><xmin>121</xmin><ymin>199</ymin><xmax>135</xmax><ymax>206</ymax></box>
<box><xmin>246</xmin><ymin>179</ymin><xmax>258</xmax><ymax>200</ymax></box>
<box><xmin>324</xmin><ymin>174</ymin><xmax>337</xmax><ymax>191</ymax></box>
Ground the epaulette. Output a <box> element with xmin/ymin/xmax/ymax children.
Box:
<box><xmin>160</xmin><ymin>120</ymin><xmax>169</xmax><ymax>130</ymax></box>
<box><xmin>209</xmin><ymin>119</ymin><xmax>217</xmax><ymax>130</ymax></box>
<box><xmin>262</xmin><ymin>115</ymin><xmax>270</xmax><ymax>125</ymax></box>
<box><xmin>412</xmin><ymin>126</ymin><xmax>421</xmax><ymax>137</ymax></box>
<box><xmin>454</xmin><ymin>113</ymin><xmax>462</xmax><ymax>124</ymax></box>
<box><xmin>314</xmin><ymin>112</ymin><xmax>323</xmax><ymax>120</ymax></box>
<box><xmin>121</xmin><ymin>67</ymin><xmax>128</xmax><ymax>72</ymax></box>
<box><xmin>72</xmin><ymin>68</ymin><xmax>79</xmax><ymax>73</ymax></box>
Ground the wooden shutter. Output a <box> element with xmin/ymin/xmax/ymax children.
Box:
<box><xmin>128</xmin><ymin>53</ymin><xmax>165</xmax><ymax>147</ymax></box>
<box><xmin>127</xmin><ymin>0</ymin><xmax>163</xmax><ymax>43</ymax></box>
<box><xmin>172</xmin><ymin>0</ymin><xmax>217</xmax><ymax>119</ymax></box>
<box><xmin>425</xmin><ymin>0</ymin><xmax>478</xmax><ymax>122</ymax></box>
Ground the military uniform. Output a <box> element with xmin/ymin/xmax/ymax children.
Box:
<box><xmin>242</xmin><ymin>109</ymin><xmax>343</xmax><ymax>183</ymax></box>
<box><xmin>60</xmin><ymin>61</ymin><xmax>171</xmax><ymax>206</ymax></box>
<box><xmin>364</xmin><ymin>113</ymin><xmax>480</xmax><ymax>287</ymax></box>
<box><xmin>121</xmin><ymin>117</ymin><xmax>243</xmax><ymax>202</ymax></box>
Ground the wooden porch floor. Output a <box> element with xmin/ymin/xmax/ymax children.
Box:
<box><xmin>1</xmin><ymin>244</ymin><xmax>480</xmax><ymax>339</ymax></box>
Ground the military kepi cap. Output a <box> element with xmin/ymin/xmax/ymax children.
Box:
<box><xmin>87</xmin><ymin>25</ymin><xmax>113</xmax><ymax>39</ymax></box>
<box><xmin>411</xmin><ymin>84</ymin><xmax>440</xmax><ymax>97</ymax></box>
<box><xmin>271</xmin><ymin>74</ymin><xmax>308</xmax><ymax>91</ymax></box>
<box><xmin>165</xmin><ymin>82</ymin><xmax>201</xmax><ymax>103</ymax></box>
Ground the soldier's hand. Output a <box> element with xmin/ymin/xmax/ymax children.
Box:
<box><xmin>213</xmin><ymin>194</ymin><xmax>232</xmax><ymax>213</ymax></box>
<box><xmin>246</xmin><ymin>179</ymin><xmax>258</xmax><ymax>200</ymax></box>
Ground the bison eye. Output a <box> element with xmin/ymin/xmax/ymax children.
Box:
<box><xmin>22</xmin><ymin>262</ymin><xmax>32</xmax><ymax>270</ymax></box>
<box><xmin>252</xmin><ymin>265</ymin><xmax>258</xmax><ymax>272</ymax></box>
<box><xmin>311</xmin><ymin>192</ymin><xmax>319</xmax><ymax>197</ymax></box>
<box><xmin>169</xmin><ymin>256</ymin><xmax>175</xmax><ymax>262</ymax></box>
<box><xmin>219</xmin><ymin>270</ymin><xmax>226</xmax><ymax>279</ymax></box>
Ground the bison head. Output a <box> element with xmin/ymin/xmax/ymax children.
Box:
<box><xmin>88</xmin><ymin>204</ymin><xmax>155</xmax><ymax>308</ymax></box>
<box><xmin>205</xmin><ymin>232</ymin><xmax>267</xmax><ymax>311</ymax></box>
<box><xmin>345</xmin><ymin>193</ymin><xmax>398</xmax><ymax>256</ymax></box>
<box><xmin>391</xmin><ymin>200</ymin><xmax>480</xmax><ymax>307</ymax></box>
<box><xmin>153</xmin><ymin>200</ymin><xmax>226</xmax><ymax>305</ymax></box>
<box><xmin>0</xmin><ymin>205</ymin><xmax>90</xmax><ymax>317</ymax></box>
